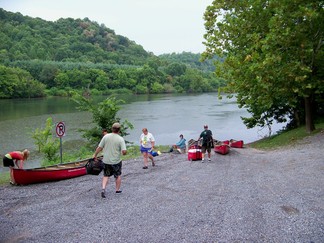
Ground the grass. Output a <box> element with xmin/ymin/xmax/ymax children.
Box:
<box><xmin>58</xmin><ymin>144</ymin><xmax>171</xmax><ymax>162</ymax></box>
<box><xmin>0</xmin><ymin>172</ymin><xmax>10</xmax><ymax>185</ymax></box>
<box><xmin>249</xmin><ymin>121</ymin><xmax>324</xmax><ymax>150</ymax></box>
<box><xmin>122</xmin><ymin>145</ymin><xmax>170</xmax><ymax>160</ymax></box>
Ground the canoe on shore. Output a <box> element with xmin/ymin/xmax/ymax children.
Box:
<box><xmin>13</xmin><ymin>158</ymin><xmax>90</xmax><ymax>185</ymax></box>
<box><xmin>230</xmin><ymin>139</ymin><xmax>244</xmax><ymax>148</ymax></box>
<box><xmin>214</xmin><ymin>142</ymin><xmax>230</xmax><ymax>155</ymax></box>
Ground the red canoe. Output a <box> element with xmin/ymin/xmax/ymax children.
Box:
<box><xmin>214</xmin><ymin>143</ymin><xmax>230</xmax><ymax>155</ymax></box>
<box><xmin>13</xmin><ymin>158</ymin><xmax>89</xmax><ymax>185</ymax></box>
<box><xmin>230</xmin><ymin>139</ymin><xmax>244</xmax><ymax>148</ymax></box>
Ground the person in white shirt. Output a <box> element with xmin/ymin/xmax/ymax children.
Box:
<box><xmin>140</xmin><ymin>128</ymin><xmax>155</xmax><ymax>169</ymax></box>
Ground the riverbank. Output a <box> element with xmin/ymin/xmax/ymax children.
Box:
<box><xmin>0</xmin><ymin>93</ymin><xmax>287</xmax><ymax>159</ymax></box>
<box><xmin>0</xmin><ymin>132</ymin><xmax>323</xmax><ymax>242</ymax></box>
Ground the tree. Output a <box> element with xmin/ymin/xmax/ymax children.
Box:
<box><xmin>136</xmin><ymin>65</ymin><xmax>160</xmax><ymax>93</ymax></box>
<box><xmin>151</xmin><ymin>82</ymin><xmax>165</xmax><ymax>94</ymax></box>
<box><xmin>164</xmin><ymin>62</ymin><xmax>187</xmax><ymax>77</ymax></box>
<box><xmin>71</xmin><ymin>92</ymin><xmax>134</xmax><ymax>147</ymax></box>
<box><xmin>0</xmin><ymin>65</ymin><xmax>46</xmax><ymax>98</ymax></box>
<box><xmin>31</xmin><ymin>117</ymin><xmax>60</xmax><ymax>165</ymax></box>
<box><xmin>203</xmin><ymin>0</ymin><xmax>324</xmax><ymax>133</ymax></box>
<box><xmin>39</xmin><ymin>64</ymin><xmax>59</xmax><ymax>88</ymax></box>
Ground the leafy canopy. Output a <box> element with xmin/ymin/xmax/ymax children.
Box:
<box><xmin>203</xmin><ymin>0</ymin><xmax>324</xmax><ymax>133</ymax></box>
<box><xmin>71</xmin><ymin>92</ymin><xmax>134</xmax><ymax>147</ymax></box>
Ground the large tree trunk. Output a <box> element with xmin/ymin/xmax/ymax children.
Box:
<box><xmin>305</xmin><ymin>96</ymin><xmax>315</xmax><ymax>133</ymax></box>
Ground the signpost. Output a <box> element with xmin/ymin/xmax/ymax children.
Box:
<box><xmin>55</xmin><ymin>122</ymin><xmax>66</xmax><ymax>164</ymax></box>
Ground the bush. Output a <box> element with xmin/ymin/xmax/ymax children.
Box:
<box><xmin>31</xmin><ymin>117</ymin><xmax>60</xmax><ymax>165</ymax></box>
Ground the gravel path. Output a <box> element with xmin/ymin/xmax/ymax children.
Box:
<box><xmin>1</xmin><ymin>132</ymin><xmax>323</xmax><ymax>242</ymax></box>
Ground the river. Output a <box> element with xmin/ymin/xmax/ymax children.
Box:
<box><xmin>0</xmin><ymin>93</ymin><xmax>286</xmax><ymax>169</ymax></box>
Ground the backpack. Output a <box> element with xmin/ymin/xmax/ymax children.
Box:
<box><xmin>204</xmin><ymin>130</ymin><xmax>213</xmax><ymax>147</ymax></box>
<box><xmin>86</xmin><ymin>158</ymin><xmax>104</xmax><ymax>175</ymax></box>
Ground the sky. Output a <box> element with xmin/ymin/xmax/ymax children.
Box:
<box><xmin>0</xmin><ymin>0</ymin><xmax>213</xmax><ymax>55</ymax></box>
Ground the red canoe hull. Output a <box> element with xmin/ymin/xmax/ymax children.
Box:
<box><xmin>214</xmin><ymin>144</ymin><xmax>230</xmax><ymax>155</ymax></box>
<box><xmin>230</xmin><ymin>140</ymin><xmax>244</xmax><ymax>148</ymax></box>
<box><xmin>13</xmin><ymin>159</ymin><xmax>88</xmax><ymax>185</ymax></box>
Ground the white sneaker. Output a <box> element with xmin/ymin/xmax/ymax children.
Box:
<box><xmin>208</xmin><ymin>158</ymin><xmax>211</xmax><ymax>161</ymax></box>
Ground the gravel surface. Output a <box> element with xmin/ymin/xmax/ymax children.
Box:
<box><xmin>1</xmin><ymin>132</ymin><xmax>323</xmax><ymax>242</ymax></box>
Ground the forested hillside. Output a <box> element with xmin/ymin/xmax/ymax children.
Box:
<box><xmin>159</xmin><ymin>52</ymin><xmax>219</xmax><ymax>72</ymax></box>
<box><xmin>0</xmin><ymin>8</ymin><xmax>150</xmax><ymax>65</ymax></box>
<box><xmin>0</xmin><ymin>8</ymin><xmax>223</xmax><ymax>98</ymax></box>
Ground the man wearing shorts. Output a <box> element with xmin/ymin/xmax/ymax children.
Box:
<box><xmin>199</xmin><ymin>125</ymin><xmax>213</xmax><ymax>162</ymax></box>
<box><xmin>93</xmin><ymin>123</ymin><xmax>127</xmax><ymax>198</ymax></box>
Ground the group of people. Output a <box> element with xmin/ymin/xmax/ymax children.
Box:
<box><xmin>2</xmin><ymin>123</ymin><xmax>213</xmax><ymax>199</ymax></box>
<box><xmin>92</xmin><ymin>123</ymin><xmax>213</xmax><ymax>199</ymax></box>
<box><xmin>170</xmin><ymin>124</ymin><xmax>214</xmax><ymax>162</ymax></box>
<box><xmin>93</xmin><ymin>125</ymin><xmax>157</xmax><ymax>198</ymax></box>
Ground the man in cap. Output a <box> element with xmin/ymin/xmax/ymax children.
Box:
<box><xmin>198</xmin><ymin>125</ymin><xmax>213</xmax><ymax>162</ymax></box>
<box><xmin>93</xmin><ymin>122</ymin><xmax>127</xmax><ymax>198</ymax></box>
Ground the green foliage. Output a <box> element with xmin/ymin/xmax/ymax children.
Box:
<box><xmin>0</xmin><ymin>172</ymin><xmax>10</xmax><ymax>185</ymax></box>
<box><xmin>0</xmin><ymin>8</ymin><xmax>150</xmax><ymax>65</ymax></box>
<box><xmin>41</xmin><ymin>142</ymin><xmax>60</xmax><ymax>165</ymax></box>
<box><xmin>58</xmin><ymin>145</ymin><xmax>93</xmax><ymax>163</ymax></box>
<box><xmin>134</xmin><ymin>84</ymin><xmax>148</xmax><ymax>94</ymax></box>
<box><xmin>250</xmin><ymin>121</ymin><xmax>324</xmax><ymax>150</ymax></box>
<box><xmin>31</xmin><ymin>117</ymin><xmax>60</xmax><ymax>164</ymax></box>
<box><xmin>0</xmin><ymin>65</ymin><xmax>46</xmax><ymax>98</ymax></box>
<box><xmin>159</xmin><ymin>52</ymin><xmax>220</xmax><ymax>72</ymax></box>
<box><xmin>0</xmin><ymin>8</ymin><xmax>225</xmax><ymax>98</ymax></box>
<box><xmin>203</xmin><ymin>0</ymin><xmax>324</xmax><ymax>132</ymax></box>
<box><xmin>71</xmin><ymin>92</ymin><xmax>134</xmax><ymax>147</ymax></box>
<box><xmin>45</xmin><ymin>87</ymin><xmax>71</xmax><ymax>97</ymax></box>
<box><xmin>31</xmin><ymin>118</ymin><xmax>52</xmax><ymax>152</ymax></box>
<box><xmin>150</xmin><ymin>82</ymin><xmax>165</xmax><ymax>94</ymax></box>
<box><xmin>164</xmin><ymin>62</ymin><xmax>187</xmax><ymax>77</ymax></box>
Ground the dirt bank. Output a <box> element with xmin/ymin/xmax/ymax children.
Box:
<box><xmin>0</xmin><ymin>132</ymin><xmax>323</xmax><ymax>242</ymax></box>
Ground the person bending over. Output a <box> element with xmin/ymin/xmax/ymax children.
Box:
<box><xmin>3</xmin><ymin>149</ymin><xmax>30</xmax><ymax>185</ymax></box>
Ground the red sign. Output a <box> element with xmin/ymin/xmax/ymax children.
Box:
<box><xmin>56</xmin><ymin>122</ymin><xmax>66</xmax><ymax>137</ymax></box>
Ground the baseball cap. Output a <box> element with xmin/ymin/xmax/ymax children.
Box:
<box><xmin>112</xmin><ymin>122</ymin><xmax>121</xmax><ymax>129</ymax></box>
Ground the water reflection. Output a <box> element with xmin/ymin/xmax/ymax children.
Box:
<box><xmin>0</xmin><ymin>97</ymin><xmax>78</xmax><ymax>121</ymax></box>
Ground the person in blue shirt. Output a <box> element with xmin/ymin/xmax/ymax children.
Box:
<box><xmin>169</xmin><ymin>134</ymin><xmax>186</xmax><ymax>153</ymax></box>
